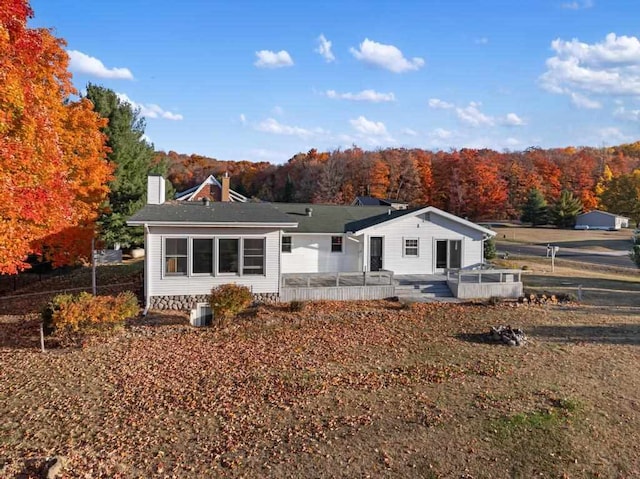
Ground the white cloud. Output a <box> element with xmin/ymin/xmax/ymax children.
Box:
<box><xmin>456</xmin><ymin>102</ymin><xmax>495</xmax><ymax>127</ymax></box>
<box><xmin>570</xmin><ymin>92</ymin><xmax>602</xmax><ymax>109</ymax></box>
<box><xmin>349</xmin><ymin>116</ymin><xmax>388</xmax><ymax>136</ymax></box>
<box><xmin>504</xmin><ymin>137</ymin><xmax>521</xmax><ymax>146</ymax></box>
<box><xmin>272</xmin><ymin>106</ymin><xmax>284</xmax><ymax>116</ymax></box>
<box><xmin>254</xmin><ymin>50</ymin><xmax>294</xmax><ymax>68</ymax></box>
<box><xmin>402</xmin><ymin>128</ymin><xmax>418</xmax><ymax>136</ymax></box>
<box><xmin>503</xmin><ymin>112</ymin><xmax>526</xmax><ymax>126</ymax></box>
<box><xmin>67</xmin><ymin>50</ymin><xmax>133</xmax><ymax>80</ymax></box>
<box><xmin>431</xmin><ymin>128</ymin><xmax>453</xmax><ymax>139</ymax></box>
<box><xmin>428</xmin><ymin>98</ymin><xmax>454</xmax><ymax>109</ymax></box>
<box><xmin>315</xmin><ymin>34</ymin><xmax>335</xmax><ymax>62</ymax></box>
<box><xmin>325</xmin><ymin>89</ymin><xmax>395</xmax><ymax>102</ymax></box>
<box><xmin>349</xmin><ymin>38</ymin><xmax>424</xmax><ymax>73</ymax></box>
<box><xmin>598</xmin><ymin>126</ymin><xmax>627</xmax><ymax>142</ymax></box>
<box><xmin>475</xmin><ymin>37</ymin><xmax>489</xmax><ymax>45</ymax></box>
<box><xmin>116</xmin><ymin>93</ymin><xmax>183</xmax><ymax>120</ymax></box>
<box><xmin>239</xmin><ymin>114</ymin><xmax>247</xmax><ymax>125</ymax></box>
<box><xmin>540</xmin><ymin>33</ymin><xmax>640</xmax><ymax>97</ymax></box>
<box><xmin>613</xmin><ymin>106</ymin><xmax>640</xmax><ymax>121</ymax></box>
<box><xmin>561</xmin><ymin>0</ymin><xmax>594</xmax><ymax>9</ymax></box>
<box><xmin>255</xmin><ymin>118</ymin><xmax>325</xmax><ymax>138</ymax></box>
<box><xmin>348</xmin><ymin>116</ymin><xmax>395</xmax><ymax>146</ymax></box>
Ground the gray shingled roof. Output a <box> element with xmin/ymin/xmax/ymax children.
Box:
<box><xmin>127</xmin><ymin>201</ymin><xmax>297</xmax><ymax>225</ymax></box>
<box><xmin>270</xmin><ymin>203</ymin><xmax>406</xmax><ymax>233</ymax></box>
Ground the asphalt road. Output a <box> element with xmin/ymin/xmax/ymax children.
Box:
<box><xmin>497</xmin><ymin>242</ymin><xmax>637</xmax><ymax>270</ymax></box>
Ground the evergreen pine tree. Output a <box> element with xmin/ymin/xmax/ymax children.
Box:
<box><xmin>549</xmin><ymin>190</ymin><xmax>583</xmax><ymax>228</ymax></box>
<box><xmin>520</xmin><ymin>188</ymin><xmax>548</xmax><ymax>226</ymax></box>
<box><xmin>85</xmin><ymin>84</ymin><xmax>170</xmax><ymax>247</ymax></box>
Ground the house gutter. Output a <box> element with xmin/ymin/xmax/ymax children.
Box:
<box><xmin>143</xmin><ymin>223</ymin><xmax>151</xmax><ymax>316</ymax></box>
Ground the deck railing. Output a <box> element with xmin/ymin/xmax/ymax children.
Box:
<box><xmin>445</xmin><ymin>268</ymin><xmax>524</xmax><ymax>299</ymax></box>
<box><xmin>446</xmin><ymin>268</ymin><xmax>523</xmax><ymax>284</ymax></box>
<box><xmin>281</xmin><ymin>270</ymin><xmax>394</xmax><ymax>288</ymax></box>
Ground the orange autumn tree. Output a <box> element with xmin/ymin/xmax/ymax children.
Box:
<box><xmin>0</xmin><ymin>0</ymin><xmax>112</xmax><ymax>274</ymax></box>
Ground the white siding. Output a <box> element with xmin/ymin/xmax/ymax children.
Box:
<box><xmin>281</xmin><ymin>234</ymin><xmax>360</xmax><ymax>273</ymax></box>
<box><xmin>364</xmin><ymin>212</ymin><xmax>485</xmax><ymax>274</ymax></box>
<box><xmin>147</xmin><ymin>226</ymin><xmax>281</xmax><ymax>296</ymax></box>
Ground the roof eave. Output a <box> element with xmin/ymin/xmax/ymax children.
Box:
<box><xmin>349</xmin><ymin>206</ymin><xmax>497</xmax><ymax>236</ymax></box>
<box><xmin>127</xmin><ymin>220</ymin><xmax>299</xmax><ymax>228</ymax></box>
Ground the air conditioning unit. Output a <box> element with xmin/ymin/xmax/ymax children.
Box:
<box><xmin>190</xmin><ymin>303</ymin><xmax>212</xmax><ymax>327</ymax></box>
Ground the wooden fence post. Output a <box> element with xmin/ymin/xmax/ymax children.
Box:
<box><xmin>40</xmin><ymin>322</ymin><xmax>46</xmax><ymax>353</ymax></box>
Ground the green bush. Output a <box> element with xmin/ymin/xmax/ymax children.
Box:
<box><xmin>289</xmin><ymin>300</ymin><xmax>307</xmax><ymax>312</ymax></box>
<box><xmin>630</xmin><ymin>245</ymin><xmax>640</xmax><ymax>268</ymax></box>
<box><xmin>42</xmin><ymin>291</ymin><xmax>139</xmax><ymax>335</ymax></box>
<box><xmin>208</xmin><ymin>284</ymin><xmax>253</xmax><ymax>326</ymax></box>
<box><xmin>484</xmin><ymin>237</ymin><xmax>497</xmax><ymax>260</ymax></box>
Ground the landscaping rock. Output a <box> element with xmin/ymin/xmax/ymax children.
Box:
<box><xmin>46</xmin><ymin>456</ymin><xmax>66</xmax><ymax>479</ymax></box>
<box><xmin>489</xmin><ymin>325</ymin><xmax>526</xmax><ymax>346</ymax></box>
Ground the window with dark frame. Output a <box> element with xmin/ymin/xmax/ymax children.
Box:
<box><xmin>282</xmin><ymin>236</ymin><xmax>292</xmax><ymax>253</ymax></box>
<box><xmin>404</xmin><ymin>238</ymin><xmax>419</xmax><ymax>257</ymax></box>
<box><xmin>192</xmin><ymin>238</ymin><xmax>213</xmax><ymax>274</ymax></box>
<box><xmin>243</xmin><ymin>238</ymin><xmax>265</xmax><ymax>275</ymax></box>
<box><xmin>165</xmin><ymin>238</ymin><xmax>187</xmax><ymax>275</ymax></box>
<box><xmin>218</xmin><ymin>238</ymin><xmax>239</xmax><ymax>273</ymax></box>
<box><xmin>331</xmin><ymin>235</ymin><xmax>343</xmax><ymax>253</ymax></box>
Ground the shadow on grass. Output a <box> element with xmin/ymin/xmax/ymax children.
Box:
<box><xmin>530</xmin><ymin>324</ymin><xmax>640</xmax><ymax>345</ymax></box>
<box><xmin>455</xmin><ymin>332</ymin><xmax>496</xmax><ymax>345</ymax></box>
<box><xmin>0</xmin><ymin>316</ymin><xmax>42</xmax><ymax>351</ymax></box>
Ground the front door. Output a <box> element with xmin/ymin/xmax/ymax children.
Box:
<box><xmin>435</xmin><ymin>240</ymin><xmax>462</xmax><ymax>272</ymax></box>
<box><xmin>370</xmin><ymin>237</ymin><xmax>383</xmax><ymax>271</ymax></box>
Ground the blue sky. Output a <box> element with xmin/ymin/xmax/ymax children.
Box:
<box><xmin>31</xmin><ymin>0</ymin><xmax>640</xmax><ymax>164</ymax></box>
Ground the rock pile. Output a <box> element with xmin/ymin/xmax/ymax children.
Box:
<box><xmin>489</xmin><ymin>325</ymin><xmax>526</xmax><ymax>346</ymax></box>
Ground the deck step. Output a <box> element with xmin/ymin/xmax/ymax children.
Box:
<box><xmin>394</xmin><ymin>280</ymin><xmax>453</xmax><ymax>299</ymax></box>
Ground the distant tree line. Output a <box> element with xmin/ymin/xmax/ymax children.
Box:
<box><xmin>157</xmin><ymin>143</ymin><xmax>640</xmax><ymax>226</ymax></box>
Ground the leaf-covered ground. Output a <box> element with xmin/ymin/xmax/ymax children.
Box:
<box><xmin>1</xmin><ymin>301</ymin><xmax>639</xmax><ymax>478</ymax></box>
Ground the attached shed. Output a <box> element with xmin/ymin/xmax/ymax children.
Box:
<box><xmin>575</xmin><ymin>210</ymin><xmax>630</xmax><ymax>230</ymax></box>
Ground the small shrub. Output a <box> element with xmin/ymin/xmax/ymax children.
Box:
<box><xmin>521</xmin><ymin>265</ymin><xmax>530</xmax><ymax>270</ymax></box>
<box><xmin>487</xmin><ymin>296</ymin><xmax>502</xmax><ymax>306</ymax></box>
<box><xmin>289</xmin><ymin>300</ymin><xmax>307</xmax><ymax>312</ymax></box>
<box><xmin>484</xmin><ymin>237</ymin><xmax>497</xmax><ymax>260</ymax></box>
<box><xmin>42</xmin><ymin>291</ymin><xmax>139</xmax><ymax>335</ymax></box>
<box><xmin>209</xmin><ymin>284</ymin><xmax>253</xmax><ymax>326</ymax></box>
<box><xmin>630</xmin><ymin>245</ymin><xmax>640</xmax><ymax>268</ymax></box>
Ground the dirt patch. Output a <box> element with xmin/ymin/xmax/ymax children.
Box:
<box><xmin>1</xmin><ymin>301</ymin><xmax>639</xmax><ymax>478</ymax></box>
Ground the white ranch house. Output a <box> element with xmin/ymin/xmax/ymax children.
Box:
<box><xmin>128</xmin><ymin>176</ymin><xmax>520</xmax><ymax>313</ymax></box>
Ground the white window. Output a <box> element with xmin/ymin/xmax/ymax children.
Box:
<box><xmin>165</xmin><ymin>238</ymin><xmax>188</xmax><ymax>275</ymax></box>
<box><xmin>243</xmin><ymin>238</ymin><xmax>265</xmax><ymax>275</ymax></box>
<box><xmin>164</xmin><ymin>236</ymin><xmax>266</xmax><ymax>277</ymax></box>
<box><xmin>218</xmin><ymin>238</ymin><xmax>239</xmax><ymax>274</ymax></box>
<box><xmin>331</xmin><ymin>236</ymin><xmax>343</xmax><ymax>253</ymax></box>
<box><xmin>404</xmin><ymin>238</ymin><xmax>419</xmax><ymax>257</ymax></box>
<box><xmin>282</xmin><ymin>236</ymin><xmax>292</xmax><ymax>253</ymax></box>
<box><xmin>192</xmin><ymin>238</ymin><xmax>214</xmax><ymax>274</ymax></box>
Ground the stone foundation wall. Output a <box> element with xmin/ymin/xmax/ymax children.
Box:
<box><xmin>150</xmin><ymin>293</ymin><xmax>279</xmax><ymax>310</ymax></box>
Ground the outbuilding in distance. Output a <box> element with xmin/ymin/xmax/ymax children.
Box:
<box><xmin>575</xmin><ymin>210</ymin><xmax>630</xmax><ymax>231</ymax></box>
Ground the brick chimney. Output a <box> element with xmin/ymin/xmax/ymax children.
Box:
<box><xmin>221</xmin><ymin>172</ymin><xmax>230</xmax><ymax>202</ymax></box>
